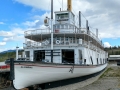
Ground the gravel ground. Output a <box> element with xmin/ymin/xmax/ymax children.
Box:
<box><xmin>78</xmin><ymin>77</ymin><xmax>120</xmax><ymax>90</ymax></box>
<box><xmin>78</xmin><ymin>65</ymin><xmax>120</xmax><ymax>90</ymax></box>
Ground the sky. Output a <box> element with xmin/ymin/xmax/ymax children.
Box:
<box><xmin>0</xmin><ymin>0</ymin><xmax>120</xmax><ymax>52</ymax></box>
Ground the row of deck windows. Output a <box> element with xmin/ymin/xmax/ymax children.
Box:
<box><xmin>45</xmin><ymin>37</ymin><xmax>83</xmax><ymax>44</ymax></box>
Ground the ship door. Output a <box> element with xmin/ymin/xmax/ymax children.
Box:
<box><xmin>79</xmin><ymin>50</ymin><xmax>82</xmax><ymax>64</ymax></box>
<box><xmin>62</xmin><ymin>49</ymin><xmax>74</xmax><ymax>64</ymax></box>
<box><xmin>34</xmin><ymin>50</ymin><xmax>45</xmax><ymax>61</ymax></box>
<box><xmin>25</xmin><ymin>51</ymin><xmax>30</xmax><ymax>60</ymax></box>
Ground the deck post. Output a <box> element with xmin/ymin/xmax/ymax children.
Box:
<box><xmin>86</xmin><ymin>20</ymin><xmax>89</xmax><ymax>34</ymax></box>
<box><xmin>10</xmin><ymin>58</ymin><xmax>14</xmax><ymax>80</ymax></box>
<box><xmin>51</xmin><ymin>0</ymin><xmax>53</xmax><ymax>63</ymax></box>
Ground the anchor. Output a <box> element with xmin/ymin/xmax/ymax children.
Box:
<box><xmin>69</xmin><ymin>65</ymin><xmax>74</xmax><ymax>73</ymax></box>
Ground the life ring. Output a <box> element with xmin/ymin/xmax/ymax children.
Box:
<box><xmin>56</xmin><ymin>40</ymin><xmax>61</xmax><ymax>44</ymax></box>
<box><xmin>45</xmin><ymin>40</ymin><xmax>49</xmax><ymax>45</ymax></box>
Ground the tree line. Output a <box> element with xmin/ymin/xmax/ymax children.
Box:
<box><xmin>104</xmin><ymin>46</ymin><xmax>120</xmax><ymax>55</ymax></box>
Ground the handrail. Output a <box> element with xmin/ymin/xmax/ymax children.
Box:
<box><xmin>24</xmin><ymin>24</ymin><xmax>103</xmax><ymax>47</ymax></box>
<box><xmin>23</xmin><ymin>39</ymin><xmax>103</xmax><ymax>52</ymax></box>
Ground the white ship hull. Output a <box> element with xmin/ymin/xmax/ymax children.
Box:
<box><xmin>13</xmin><ymin>63</ymin><xmax>107</xmax><ymax>89</ymax></box>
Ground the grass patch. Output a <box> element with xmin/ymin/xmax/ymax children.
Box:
<box><xmin>100</xmin><ymin>67</ymin><xmax>120</xmax><ymax>78</ymax></box>
<box><xmin>100</xmin><ymin>68</ymin><xmax>113</xmax><ymax>78</ymax></box>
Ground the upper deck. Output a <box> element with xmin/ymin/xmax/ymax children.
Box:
<box><xmin>24</xmin><ymin>24</ymin><xmax>103</xmax><ymax>48</ymax></box>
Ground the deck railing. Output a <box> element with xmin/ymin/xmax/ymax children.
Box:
<box><xmin>24</xmin><ymin>24</ymin><xmax>102</xmax><ymax>46</ymax></box>
<box><xmin>23</xmin><ymin>39</ymin><xmax>101</xmax><ymax>52</ymax></box>
<box><xmin>24</xmin><ymin>28</ymin><xmax>51</xmax><ymax>36</ymax></box>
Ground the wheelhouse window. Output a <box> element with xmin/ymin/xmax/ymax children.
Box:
<box><xmin>57</xmin><ymin>13</ymin><xmax>69</xmax><ymax>19</ymax></box>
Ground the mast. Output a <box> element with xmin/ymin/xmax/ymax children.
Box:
<box><xmin>51</xmin><ymin>0</ymin><xmax>53</xmax><ymax>63</ymax></box>
<box><xmin>79</xmin><ymin>11</ymin><xmax>81</xmax><ymax>28</ymax></box>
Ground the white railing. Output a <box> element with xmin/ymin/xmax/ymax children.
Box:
<box><xmin>24</xmin><ymin>24</ymin><xmax>103</xmax><ymax>46</ymax></box>
<box><xmin>24</xmin><ymin>39</ymin><xmax>99</xmax><ymax>51</ymax></box>
<box><xmin>24</xmin><ymin>28</ymin><xmax>51</xmax><ymax>36</ymax></box>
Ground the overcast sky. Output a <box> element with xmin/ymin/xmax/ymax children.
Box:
<box><xmin>0</xmin><ymin>0</ymin><xmax>120</xmax><ymax>52</ymax></box>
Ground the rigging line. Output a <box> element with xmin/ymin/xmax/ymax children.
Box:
<box><xmin>73</xmin><ymin>14</ymin><xmax>86</xmax><ymax>28</ymax></box>
<box><xmin>81</xmin><ymin>12</ymin><xmax>87</xmax><ymax>20</ymax></box>
<box><xmin>75</xmin><ymin>14</ymin><xmax>79</xmax><ymax>26</ymax></box>
<box><xmin>57</xmin><ymin>0</ymin><xmax>63</xmax><ymax>9</ymax></box>
<box><xmin>48</xmin><ymin>0</ymin><xmax>51</xmax><ymax>11</ymax></box>
<box><xmin>62</xmin><ymin>0</ymin><xmax>63</xmax><ymax>11</ymax></box>
<box><xmin>72</xmin><ymin>1</ymin><xmax>95</xmax><ymax>30</ymax></box>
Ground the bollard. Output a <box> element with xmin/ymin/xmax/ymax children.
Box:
<box><xmin>10</xmin><ymin>58</ymin><xmax>14</xmax><ymax>80</ymax></box>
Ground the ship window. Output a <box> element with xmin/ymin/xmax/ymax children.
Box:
<box><xmin>97</xmin><ymin>58</ymin><xmax>99</xmax><ymax>65</ymax></box>
<box><xmin>79</xmin><ymin>50</ymin><xmax>82</xmax><ymax>64</ymax></box>
<box><xmin>65</xmin><ymin>37</ymin><xmax>69</xmax><ymax>41</ymax></box>
<box><xmin>34</xmin><ymin>50</ymin><xmax>45</xmax><ymax>62</ymax></box>
<box><xmin>70</xmin><ymin>25</ymin><xmax>73</xmax><ymax>29</ymax></box>
<box><xmin>57</xmin><ymin>13</ymin><xmax>69</xmax><ymax>19</ymax></box>
<box><xmin>100</xmin><ymin>58</ymin><xmax>102</xmax><ymax>64</ymax></box>
<box><xmin>56</xmin><ymin>37</ymin><xmax>60</xmax><ymax>40</ymax></box>
<box><xmin>56</xmin><ymin>25</ymin><xmax>60</xmax><ymax>29</ymax></box>
<box><xmin>65</xmin><ymin>24</ymin><xmax>68</xmax><ymax>29</ymax></box>
<box><xmin>61</xmin><ymin>25</ymin><xmax>64</xmax><ymax>29</ymax></box>
<box><xmin>70</xmin><ymin>37</ymin><xmax>72</xmax><ymax>43</ymax></box>
<box><xmin>73</xmin><ymin>38</ymin><xmax>75</xmax><ymax>43</ymax></box>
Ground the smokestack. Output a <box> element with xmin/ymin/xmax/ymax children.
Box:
<box><xmin>67</xmin><ymin>0</ymin><xmax>72</xmax><ymax>11</ymax></box>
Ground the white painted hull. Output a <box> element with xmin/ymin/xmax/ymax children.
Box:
<box><xmin>13</xmin><ymin>63</ymin><xmax>107</xmax><ymax>89</ymax></box>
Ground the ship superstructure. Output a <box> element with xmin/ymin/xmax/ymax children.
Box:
<box><xmin>23</xmin><ymin>5</ymin><xmax>107</xmax><ymax>65</ymax></box>
<box><xmin>6</xmin><ymin>0</ymin><xmax>108</xmax><ymax>89</ymax></box>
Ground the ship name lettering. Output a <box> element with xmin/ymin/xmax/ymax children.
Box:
<box><xmin>21</xmin><ymin>66</ymin><xmax>33</xmax><ymax>68</ymax></box>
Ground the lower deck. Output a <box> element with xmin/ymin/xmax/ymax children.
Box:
<box><xmin>23</xmin><ymin>45</ymin><xmax>108</xmax><ymax>66</ymax></box>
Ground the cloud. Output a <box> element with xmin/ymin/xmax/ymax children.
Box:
<box><xmin>15</xmin><ymin>0</ymin><xmax>67</xmax><ymax>11</ymax></box>
<box><xmin>14</xmin><ymin>0</ymin><xmax>120</xmax><ymax>40</ymax></box>
<box><xmin>0</xmin><ymin>22</ymin><xmax>5</xmax><ymax>24</ymax></box>
<box><xmin>0</xmin><ymin>31</ymin><xmax>14</xmax><ymax>37</ymax></box>
<box><xmin>23</xmin><ymin>20</ymin><xmax>40</xmax><ymax>28</ymax></box>
<box><xmin>0</xmin><ymin>28</ymin><xmax>25</xmax><ymax>43</ymax></box>
<box><xmin>104</xmin><ymin>42</ymin><xmax>111</xmax><ymax>47</ymax></box>
<box><xmin>0</xmin><ymin>42</ymin><xmax>6</xmax><ymax>46</ymax></box>
<box><xmin>0</xmin><ymin>0</ymin><xmax>118</xmax><ymax>52</ymax></box>
<box><xmin>3</xmin><ymin>37</ymin><xmax>14</xmax><ymax>42</ymax></box>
